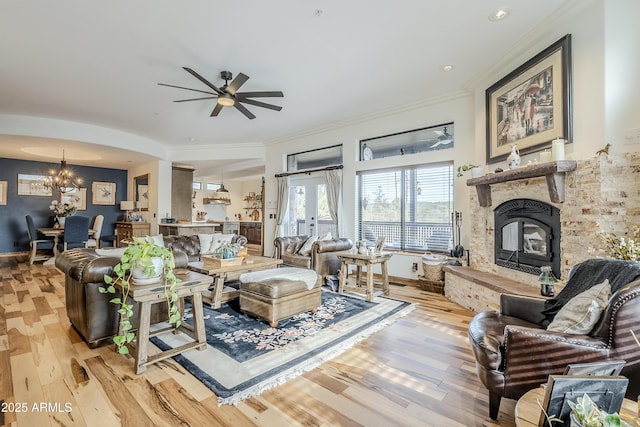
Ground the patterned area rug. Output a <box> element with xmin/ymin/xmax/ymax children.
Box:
<box><xmin>151</xmin><ymin>290</ymin><xmax>414</xmax><ymax>405</ymax></box>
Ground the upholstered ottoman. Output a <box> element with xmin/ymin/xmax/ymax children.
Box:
<box><xmin>239</xmin><ymin>267</ymin><xmax>321</xmax><ymax>327</ymax></box>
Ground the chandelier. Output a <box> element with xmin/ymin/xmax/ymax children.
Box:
<box><xmin>43</xmin><ymin>150</ymin><xmax>82</xmax><ymax>193</ymax></box>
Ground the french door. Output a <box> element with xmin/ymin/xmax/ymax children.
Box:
<box><xmin>287</xmin><ymin>176</ymin><xmax>335</xmax><ymax>237</ymax></box>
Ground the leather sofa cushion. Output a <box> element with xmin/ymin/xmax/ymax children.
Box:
<box><xmin>468</xmin><ymin>311</ymin><xmax>540</xmax><ymax>371</ymax></box>
<box><xmin>281</xmin><ymin>253</ymin><xmax>311</xmax><ymax>268</ymax></box>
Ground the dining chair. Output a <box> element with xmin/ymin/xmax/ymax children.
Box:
<box><xmin>59</xmin><ymin>215</ymin><xmax>91</xmax><ymax>252</ymax></box>
<box><xmin>25</xmin><ymin>215</ymin><xmax>54</xmax><ymax>264</ymax></box>
<box><xmin>86</xmin><ymin>214</ymin><xmax>104</xmax><ymax>248</ymax></box>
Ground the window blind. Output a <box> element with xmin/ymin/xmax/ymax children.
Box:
<box><xmin>357</xmin><ymin>163</ymin><xmax>454</xmax><ymax>253</ymax></box>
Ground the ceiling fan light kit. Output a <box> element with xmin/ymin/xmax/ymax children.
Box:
<box><xmin>158</xmin><ymin>68</ymin><xmax>283</xmax><ymax>119</ymax></box>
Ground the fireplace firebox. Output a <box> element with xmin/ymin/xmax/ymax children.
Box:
<box><xmin>494</xmin><ymin>198</ymin><xmax>560</xmax><ymax>278</ymax></box>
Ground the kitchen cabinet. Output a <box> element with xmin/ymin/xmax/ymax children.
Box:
<box><xmin>240</xmin><ymin>222</ymin><xmax>262</xmax><ymax>245</ymax></box>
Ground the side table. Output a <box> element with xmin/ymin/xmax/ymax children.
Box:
<box><xmin>117</xmin><ymin>269</ymin><xmax>212</xmax><ymax>374</ymax></box>
<box><xmin>337</xmin><ymin>251</ymin><xmax>393</xmax><ymax>301</ymax></box>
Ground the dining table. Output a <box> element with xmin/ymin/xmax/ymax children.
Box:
<box><xmin>37</xmin><ymin>227</ymin><xmax>96</xmax><ymax>266</ymax></box>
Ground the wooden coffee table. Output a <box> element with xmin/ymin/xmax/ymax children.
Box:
<box><xmin>188</xmin><ymin>255</ymin><xmax>283</xmax><ymax>308</ymax></box>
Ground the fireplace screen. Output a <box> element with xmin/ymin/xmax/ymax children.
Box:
<box><xmin>494</xmin><ymin>199</ymin><xmax>560</xmax><ymax>278</ymax></box>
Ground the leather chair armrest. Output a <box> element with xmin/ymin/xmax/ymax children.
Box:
<box><xmin>500</xmin><ymin>294</ymin><xmax>547</xmax><ymax>326</ymax></box>
<box><xmin>504</xmin><ymin>324</ymin><xmax>608</xmax><ymax>356</ymax></box>
<box><xmin>313</xmin><ymin>238</ymin><xmax>353</xmax><ymax>253</ymax></box>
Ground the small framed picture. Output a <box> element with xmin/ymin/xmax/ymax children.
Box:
<box><xmin>60</xmin><ymin>187</ymin><xmax>87</xmax><ymax>210</ymax></box>
<box><xmin>538</xmin><ymin>375</ymin><xmax>628</xmax><ymax>427</ymax></box>
<box><xmin>0</xmin><ymin>181</ymin><xmax>7</xmax><ymax>205</ymax></box>
<box><xmin>375</xmin><ymin>237</ymin><xmax>385</xmax><ymax>253</ymax></box>
<box><xmin>92</xmin><ymin>181</ymin><xmax>116</xmax><ymax>205</ymax></box>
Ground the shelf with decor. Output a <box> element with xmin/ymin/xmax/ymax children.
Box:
<box><xmin>466</xmin><ymin>160</ymin><xmax>577</xmax><ymax>207</ymax></box>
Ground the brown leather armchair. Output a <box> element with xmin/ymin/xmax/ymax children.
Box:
<box><xmin>274</xmin><ymin>235</ymin><xmax>353</xmax><ymax>278</ymax></box>
<box><xmin>468</xmin><ymin>258</ymin><xmax>640</xmax><ymax>420</ymax></box>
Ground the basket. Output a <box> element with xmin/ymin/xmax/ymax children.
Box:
<box><xmin>421</xmin><ymin>253</ymin><xmax>448</xmax><ymax>282</ymax></box>
<box><xmin>418</xmin><ymin>276</ymin><xmax>445</xmax><ymax>294</ymax></box>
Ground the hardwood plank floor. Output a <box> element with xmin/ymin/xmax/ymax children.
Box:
<box><xmin>0</xmin><ymin>255</ymin><xmax>517</xmax><ymax>426</ymax></box>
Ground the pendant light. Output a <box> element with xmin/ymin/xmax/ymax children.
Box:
<box><xmin>43</xmin><ymin>150</ymin><xmax>82</xmax><ymax>193</ymax></box>
<box><xmin>212</xmin><ymin>174</ymin><xmax>231</xmax><ymax>204</ymax></box>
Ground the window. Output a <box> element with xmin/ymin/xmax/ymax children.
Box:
<box><xmin>358</xmin><ymin>162</ymin><xmax>454</xmax><ymax>253</ymax></box>
<box><xmin>360</xmin><ymin>122</ymin><xmax>454</xmax><ymax>161</ymax></box>
<box><xmin>192</xmin><ymin>182</ymin><xmax>202</xmax><ymax>190</ymax></box>
<box><xmin>287</xmin><ymin>144</ymin><xmax>342</xmax><ymax>172</ymax></box>
<box><xmin>206</xmin><ymin>183</ymin><xmax>221</xmax><ymax>191</ymax></box>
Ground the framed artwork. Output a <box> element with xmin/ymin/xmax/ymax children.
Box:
<box><xmin>60</xmin><ymin>187</ymin><xmax>87</xmax><ymax>210</ymax></box>
<box><xmin>17</xmin><ymin>174</ymin><xmax>52</xmax><ymax>196</ymax></box>
<box><xmin>375</xmin><ymin>237</ymin><xmax>385</xmax><ymax>253</ymax></box>
<box><xmin>92</xmin><ymin>181</ymin><xmax>116</xmax><ymax>205</ymax></box>
<box><xmin>0</xmin><ymin>181</ymin><xmax>7</xmax><ymax>205</ymax></box>
<box><xmin>486</xmin><ymin>34</ymin><xmax>572</xmax><ymax>164</ymax></box>
<box><xmin>538</xmin><ymin>375</ymin><xmax>628</xmax><ymax>427</ymax></box>
<box><xmin>137</xmin><ymin>184</ymin><xmax>148</xmax><ymax>209</ymax></box>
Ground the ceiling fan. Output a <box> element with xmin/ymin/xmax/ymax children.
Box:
<box><xmin>158</xmin><ymin>68</ymin><xmax>284</xmax><ymax>119</ymax></box>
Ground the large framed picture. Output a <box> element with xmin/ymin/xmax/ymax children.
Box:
<box><xmin>486</xmin><ymin>34</ymin><xmax>572</xmax><ymax>164</ymax></box>
<box><xmin>17</xmin><ymin>174</ymin><xmax>52</xmax><ymax>196</ymax></box>
<box><xmin>538</xmin><ymin>375</ymin><xmax>628</xmax><ymax>427</ymax></box>
<box><xmin>92</xmin><ymin>181</ymin><xmax>116</xmax><ymax>205</ymax></box>
<box><xmin>60</xmin><ymin>187</ymin><xmax>87</xmax><ymax>210</ymax></box>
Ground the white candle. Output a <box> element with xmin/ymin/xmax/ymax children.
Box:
<box><xmin>539</xmin><ymin>150</ymin><xmax>552</xmax><ymax>163</ymax></box>
<box><xmin>551</xmin><ymin>138</ymin><xmax>565</xmax><ymax>161</ymax></box>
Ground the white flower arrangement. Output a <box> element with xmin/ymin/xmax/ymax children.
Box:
<box><xmin>600</xmin><ymin>227</ymin><xmax>640</xmax><ymax>261</ymax></box>
<box><xmin>49</xmin><ymin>200</ymin><xmax>76</xmax><ymax>217</ymax></box>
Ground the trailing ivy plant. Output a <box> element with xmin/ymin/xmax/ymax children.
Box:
<box><xmin>99</xmin><ymin>236</ymin><xmax>182</xmax><ymax>354</ymax></box>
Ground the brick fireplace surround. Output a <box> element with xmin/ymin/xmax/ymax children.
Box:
<box><xmin>445</xmin><ymin>153</ymin><xmax>640</xmax><ymax>312</ymax></box>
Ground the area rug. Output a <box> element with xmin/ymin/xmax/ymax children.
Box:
<box><xmin>150</xmin><ymin>290</ymin><xmax>415</xmax><ymax>405</ymax></box>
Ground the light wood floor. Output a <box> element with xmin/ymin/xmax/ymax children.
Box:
<box><xmin>0</xmin><ymin>255</ymin><xmax>517</xmax><ymax>427</ymax></box>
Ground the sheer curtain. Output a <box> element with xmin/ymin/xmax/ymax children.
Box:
<box><xmin>274</xmin><ymin>176</ymin><xmax>289</xmax><ymax>239</ymax></box>
<box><xmin>324</xmin><ymin>169</ymin><xmax>342</xmax><ymax>237</ymax></box>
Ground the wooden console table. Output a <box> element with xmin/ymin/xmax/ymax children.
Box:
<box><xmin>466</xmin><ymin>160</ymin><xmax>577</xmax><ymax>207</ymax></box>
<box><xmin>116</xmin><ymin>221</ymin><xmax>150</xmax><ymax>247</ymax></box>
<box><xmin>337</xmin><ymin>251</ymin><xmax>393</xmax><ymax>301</ymax></box>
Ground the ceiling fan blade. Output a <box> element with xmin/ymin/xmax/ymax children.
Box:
<box><xmin>158</xmin><ymin>83</ymin><xmax>217</xmax><ymax>96</ymax></box>
<box><xmin>210</xmin><ymin>103</ymin><xmax>224</xmax><ymax>117</ymax></box>
<box><xmin>236</xmin><ymin>91</ymin><xmax>284</xmax><ymax>98</ymax></box>
<box><xmin>226</xmin><ymin>73</ymin><xmax>249</xmax><ymax>95</ymax></box>
<box><xmin>238</xmin><ymin>98</ymin><xmax>282</xmax><ymax>111</ymax></box>
<box><xmin>234</xmin><ymin>103</ymin><xmax>256</xmax><ymax>120</ymax></box>
<box><xmin>174</xmin><ymin>96</ymin><xmax>217</xmax><ymax>103</ymax></box>
<box><xmin>183</xmin><ymin>67</ymin><xmax>223</xmax><ymax>94</ymax></box>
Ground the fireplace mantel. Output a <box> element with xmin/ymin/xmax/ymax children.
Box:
<box><xmin>466</xmin><ymin>160</ymin><xmax>577</xmax><ymax>207</ymax></box>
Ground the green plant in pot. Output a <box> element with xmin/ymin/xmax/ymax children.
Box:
<box><xmin>568</xmin><ymin>393</ymin><xmax>627</xmax><ymax>427</ymax></box>
<box><xmin>215</xmin><ymin>241</ymin><xmax>240</xmax><ymax>259</ymax></box>
<box><xmin>99</xmin><ymin>236</ymin><xmax>182</xmax><ymax>355</ymax></box>
<box><xmin>456</xmin><ymin>164</ymin><xmax>480</xmax><ymax>177</ymax></box>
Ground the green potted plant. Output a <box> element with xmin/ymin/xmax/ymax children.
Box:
<box><xmin>99</xmin><ymin>236</ymin><xmax>182</xmax><ymax>355</ymax></box>
<box><xmin>456</xmin><ymin>164</ymin><xmax>483</xmax><ymax>178</ymax></box>
<box><xmin>568</xmin><ymin>393</ymin><xmax>628</xmax><ymax>427</ymax></box>
<box><xmin>215</xmin><ymin>241</ymin><xmax>240</xmax><ymax>259</ymax></box>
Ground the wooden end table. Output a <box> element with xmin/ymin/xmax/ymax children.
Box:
<box><xmin>188</xmin><ymin>255</ymin><xmax>283</xmax><ymax>308</ymax></box>
<box><xmin>337</xmin><ymin>251</ymin><xmax>393</xmax><ymax>301</ymax></box>
<box><xmin>117</xmin><ymin>269</ymin><xmax>212</xmax><ymax>374</ymax></box>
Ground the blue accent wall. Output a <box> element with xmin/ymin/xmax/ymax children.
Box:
<box><xmin>0</xmin><ymin>157</ymin><xmax>128</xmax><ymax>254</ymax></box>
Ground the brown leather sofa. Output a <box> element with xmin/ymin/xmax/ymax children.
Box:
<box><xmin>274</xmin><ymin>235</ymin><xmax>353</xmax><ymax>278</ymax></box>
<box><xmin>468</xmin><ymin>258</ymin><xmax>640</xmax><ymax>419</ymax></box>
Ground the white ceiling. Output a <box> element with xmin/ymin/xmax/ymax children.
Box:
<box><xmin>0</xmin><ymin>0</ymin><xmax>571</xmax><ymax>177</ymax></box>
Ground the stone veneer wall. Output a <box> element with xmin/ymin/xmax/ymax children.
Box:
<box><xmin>468</xmin><ymin>153</ymin><xmax>640</xmax><ymax>290</ymax></box>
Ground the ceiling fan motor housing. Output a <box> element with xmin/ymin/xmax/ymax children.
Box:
<box><xmin>220</xmin><ymin>70</ymin><xmax>233</xmax><ymax>81</ymax></box>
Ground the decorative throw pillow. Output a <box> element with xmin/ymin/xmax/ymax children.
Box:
<box><xmin>198</xmin><ymin>234</ymin><xmax>215</xmax><ymax>254</ymax></box>
<box><xmin>320</xmin><ymin>232</ymin><xmax>333</xmax><ymax>241</ymax></box>
<box><xmin>149</xmin><ymin>234</ymin><xmax>164</xmax><ymax>247</ymax></box>
<box><xmin>285</xmin><ymin>242</ymin><xmax>298</xmax><ymax>254</ymax></box>
<box><xmin>298</xmin><ymin>235</ymin><xmax>318</xmax><ymax>256</ymax></box>
<box><xmin>547</xmin><ymin>279</ymin><xmax>611</xmax><ymax>334</ymax></box>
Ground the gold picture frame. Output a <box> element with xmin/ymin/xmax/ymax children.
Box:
<box><xmin>60</xmin><ymin>187</ymin><xmax>87</xmax><ymax>210</ymax></box>
<box><xmin>0</xmin><ymin>181</ymin><xmax>7</xmax><ymax>205</ymax></box>
<box><xmin>92</xmin><ymin>181</ymin><xmax>116</xmax><ymax>205</ymax></box>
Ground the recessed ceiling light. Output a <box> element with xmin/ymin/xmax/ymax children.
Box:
<box><xmin>314</xmin><ymin>9</ymin><xmax>323</xmax><ymax>17</ymax></box>
<box><xmin>489</xmin><ymin>7</ymin><xmax>510</xmax><ymax>22</ymax></box>
<box><xmin>188</xmin><ymin>137</ymin><xmax>197</xmax><ymax>142</ymax></box>
<box><xmin>442</xmin><ymin>65</ymin><xmax>454</xmax><ymax>72</ymax></box>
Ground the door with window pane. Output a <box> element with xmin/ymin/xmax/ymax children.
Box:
<box><xmin>287</xmin><ymin>177</ymin><xmax>335</xmax><ymax>237</ymax></box>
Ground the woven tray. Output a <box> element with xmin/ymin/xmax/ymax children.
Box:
<box><xmin>202</xmin><ymin>256</ymin><xmax>243</xmax><ymax>268</ymax></box>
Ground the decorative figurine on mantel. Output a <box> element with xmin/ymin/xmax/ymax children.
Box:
<box><xmin>507</xmin><ymin>144</ymin><xmax>520</xmax><ymax>169</ymax></box>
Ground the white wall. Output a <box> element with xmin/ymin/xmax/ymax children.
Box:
<box><xmin>263</xmin><ymin>0</ymin><xmax>639</xmax><ymax>279</ymax></box>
